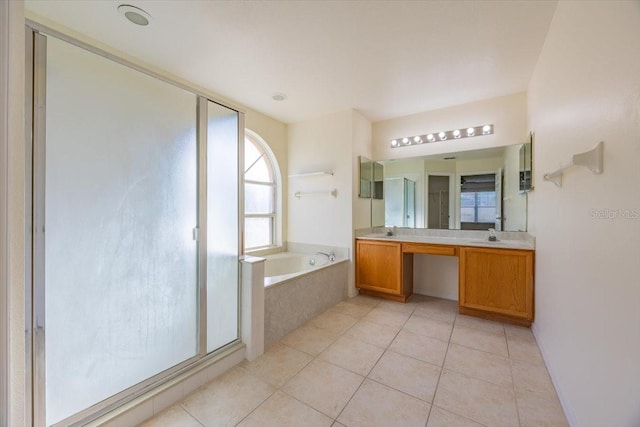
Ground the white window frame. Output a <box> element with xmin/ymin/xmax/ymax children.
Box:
<box><xmin>244</xmin><ymin>129</ymin><xmax>281</xmax><ymax>252</ymax></box>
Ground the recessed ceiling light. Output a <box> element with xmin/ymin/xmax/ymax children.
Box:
<box><xmin>272</xmin><ymin>93</ymin><xmax>287</xmax><ymax>101</ymax></box>
<box><xmin>118</xmin><ymin>4</ymin><xmax>151</xmax><ymax>26</ymax></box>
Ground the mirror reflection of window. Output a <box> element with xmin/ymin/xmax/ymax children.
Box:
<box><xmin>460</xmin><ymin>174</ymin><xmax>497</xmax><ymax>231</ymax></box>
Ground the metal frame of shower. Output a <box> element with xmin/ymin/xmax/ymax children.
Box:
<box><xmin>25</xmin><ymin>21</ymin><xmax>246</xmax><ymax>427</ymax></box>
<box><xmin>0</xmin><ymin>3</ymin><xmax>10</xmax><ymax>426</ymax></box>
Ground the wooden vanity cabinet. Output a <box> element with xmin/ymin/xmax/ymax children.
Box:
<box><xmin>459</xmin><ymin>247</ymin><xmax>534</xmax><ymax>326</ymax></box>
<box><xmin>356</xmin><ymin>239</ymin><xmax>413</xmax><ymax>302</ymax></box>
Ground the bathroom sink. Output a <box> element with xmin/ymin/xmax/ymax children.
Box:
<box><xmin>362</xmin><ymin>233</ymin><xmax>402</xmax><ymax>239</ymax></box>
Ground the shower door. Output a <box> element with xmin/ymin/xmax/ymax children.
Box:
<box><xmin>385</xmin><ymin>177</ymin><xmax>415</xmax><ymax>227</ymax></box>
<box><xmin>30</xmin><ymin>30</ymin><xmax>241</xmax><ymax>426</ymax></box>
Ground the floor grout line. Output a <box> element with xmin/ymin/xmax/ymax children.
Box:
<box><xmin>332</xmin><ymin>300</ymin><xmax>414</xmax><ymax>425</ymax></box>
<box><xmin>424</xmin><ymin>308</ymin><xmax>458</xmax><ymax>427</ymax></box>
<box><xmin>507</xmin><ymin>336</ymin><xmax>523</xmax><ymax>427</ymax></box>
<box><xmin>177</xmin><ymin>403</ymin><xmax>206</xmax><ymax>427</ymax></box>
<box><xmin>146</xmin><ymin>294</ymin><xmax>561</xmax><ymax>427</ymax></box>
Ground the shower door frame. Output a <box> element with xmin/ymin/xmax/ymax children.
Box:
<box><xmin>0</xmin><ymin>2</ymin><xmax>9</xmax><ymax>425</ymax></box>
<box><xmin>25</xmin><ymin>22</ymin><xmax>245</xmax><ymax>427</ymax></box>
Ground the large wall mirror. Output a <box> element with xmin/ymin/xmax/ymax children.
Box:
<box><xmin>373</xmin><ymin>141</ymin><xmax>531</xmax><ymax>232</ymax></box>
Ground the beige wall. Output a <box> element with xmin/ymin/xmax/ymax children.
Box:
<box><xmin>351</xmin><ymin>111</ymin><xmax>373</xmax><ymax>296</ymax></box>
<box><xmin>288</xmin><ymin>110</ymin><xmax>353</xmax><ymax>248</ymax></box>
<box><xmin>0</xmin><ymin>1</ymin><xmax>9</xmax><ymax>423</ymax></box>
<box><xmin>352</xmin><ymin>111</ymin><xmax>373</xmax><ymax>232</ymax></box>
<box><xmin>528</xmin><ymin>2</ymin><xmax>640</xmax><ymax>426</ymax></box>
<box><xmin>373</xmin><ymin>92</ymin><xmax>528</xmax><ymax>161</ymax></box>
<box><xmin>6</xmin><ymin>1</ymin><xmax>26</xmax><ymax>426</ymax></box>
<box><xmin>288</xmin><ymin>109</ymin><xmax>371</xmax><ymax>296</ymax></box>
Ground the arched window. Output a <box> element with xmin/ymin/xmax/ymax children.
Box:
<box><xmin>244</xmin><ymin>130</ymin><xmax>280</xmax><ymax>251</ymax></box>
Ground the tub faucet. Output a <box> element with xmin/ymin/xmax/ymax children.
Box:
<box><xmin>316</xmin><ymin>251</ymin><xmax>336</xmax><ymax>262</ymax></box>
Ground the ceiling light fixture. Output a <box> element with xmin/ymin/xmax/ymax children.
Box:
<box><xmin>272</xmin><ymin>92</ymin><xmax>287</xmax><ymax>101</ymax></box>
<box><xmin>118</xmin><ymin>4</ymin><xmax>151</xmax><ymax>26</ymax></box>
<box><xmin>390</xmin><ymin>124</ymin><xmax>494</xmax><ymax>148</ymax></box>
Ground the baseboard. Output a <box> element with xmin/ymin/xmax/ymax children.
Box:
<box><xmin>531</xmin><ymin>323</ymin><xmax>577</xmax><ymax>427</ymax></box>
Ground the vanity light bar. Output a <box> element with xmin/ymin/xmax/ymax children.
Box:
<box><xmin>390</xmin><ymin>124</ymin><xmax>494</xmax><ymax>148</ymax></box>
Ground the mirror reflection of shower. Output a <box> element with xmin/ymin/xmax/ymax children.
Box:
<box><xmin>385</xmin><ymin>177</ymin><xmax>415</xmax><ymax>227</ymax></box>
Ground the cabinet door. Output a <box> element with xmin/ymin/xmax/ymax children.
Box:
<box><xmin>459</xmin><ymin>247</ymin><xmax>534</xmax><ymax>320</ymax></box>
<box><xmin>356</xmin><ymin>240</ymin><xmax>402</xmax><ymax>295</ymax></box>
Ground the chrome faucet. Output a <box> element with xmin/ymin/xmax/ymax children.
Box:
<box><xmin>316</xmin><ymin>251</ymin><xmax>336</xmax><ymax>262</ymax></box>
<box><xmin>488</xmin><ymin>228</ymin><xmax>498</xmax><ymax>242</ymax></box>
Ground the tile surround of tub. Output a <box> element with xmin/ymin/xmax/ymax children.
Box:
<box><xmin>142</xmin><ymin>295</ymin><xmax>569</xmax><ymax>427</ymax></box>
<box><xmin>264</xmin><ymin>261</ymin><xmax>348</xmax><ymax>347</ymax></box>
<box><xmin>286</xmin><ymin>242</ymin><xmax>350</xmax><ymax>260</ymax></box>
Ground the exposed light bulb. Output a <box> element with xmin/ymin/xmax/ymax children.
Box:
<box><xmin>402</xmin><ymin>137</ymin><xmax>410</xmax><ymax>144</ymax></box>
<box><xmin>453</xmin><ymin>130</ymin><xmax>461</xmax><ymax>138</ymax></box>
<box><xmin>467</xmin><ymin>127</ymin><xmax>475</xmax><ymax>136</ymax></box>
<box><xmin>438</xmin><ymin>131</ymin><xmax>447</xmax><ymax>141</ymax></box>
<box><xmin>391</xmin><ymin>139</ymin><xmax>398</xmax><ymax>147</ymax></box>
<box><xmin>413</xmin><ymin>136</ymin><xmax>421</xmax><ymax>143</ymax></box>
<box><xmin>482</xmin><ymin>125</ymin><xmax>491</xmax><ymax>134</ymax></box>
<box><xmin>427</xmin><ymin>134</ymin><xmax>435</xmax><ymax>142</ymax></box>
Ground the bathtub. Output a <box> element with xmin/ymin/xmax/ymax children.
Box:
<box><xmin>263</xmin><ymin>251</ymin><xmax>348</xmax><ymax>346</ymax></box>
<box><xmin>264</xmin><ymin>252</ymin><xmax>341</xmax><ymax>287</ymax></box>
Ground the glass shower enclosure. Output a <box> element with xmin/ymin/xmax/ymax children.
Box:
<box><xmin>28</xmin><ymin>28</ymin><xmax>242</xmax><ymax>426</ymax></box>
<box><xmin>384</xmin><ymin>177</ymin><xmax>416</xmax><ymax>227</ymax></box>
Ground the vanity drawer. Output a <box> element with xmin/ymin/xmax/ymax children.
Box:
<box><xmin>402</xmin><ymin>243</ymin><xmax>457</xmax><ymax>256</ymax></box>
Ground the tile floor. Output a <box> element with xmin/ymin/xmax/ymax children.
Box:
<box><xmin>141</xmin><ymin>295</ymin><xmax>568</xmax><ymax>427</ymax></box>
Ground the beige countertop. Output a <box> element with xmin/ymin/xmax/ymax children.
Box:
<box><xmin>357</xmin><ymin>233</ymin><xmax>535</xmax><ymax>251</ymax></box>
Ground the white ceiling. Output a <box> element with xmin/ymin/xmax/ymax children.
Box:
<box><xmin>25</xmin><ymin>0</ymin><xmax>558</xmax><ymax>124</ymax></box>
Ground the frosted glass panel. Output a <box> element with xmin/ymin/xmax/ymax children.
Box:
<box><xmin>207</xmin><ymin>101</ymin><xmax>240</xmax><ymax>352</ymax></box>
<box><xmin>44</xmin><ymin>37</ymin><xmax>198</xmax><ymax>425</ymax></box>
<box><xmin>245</xmin><ymin>183</ymin><xmax>275</xmax><ymax>214</ymax></box>
<box><xmin>245</xmin><ymin>217</ymin><xmax>273</xmax><ymax>248</ymax></box>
